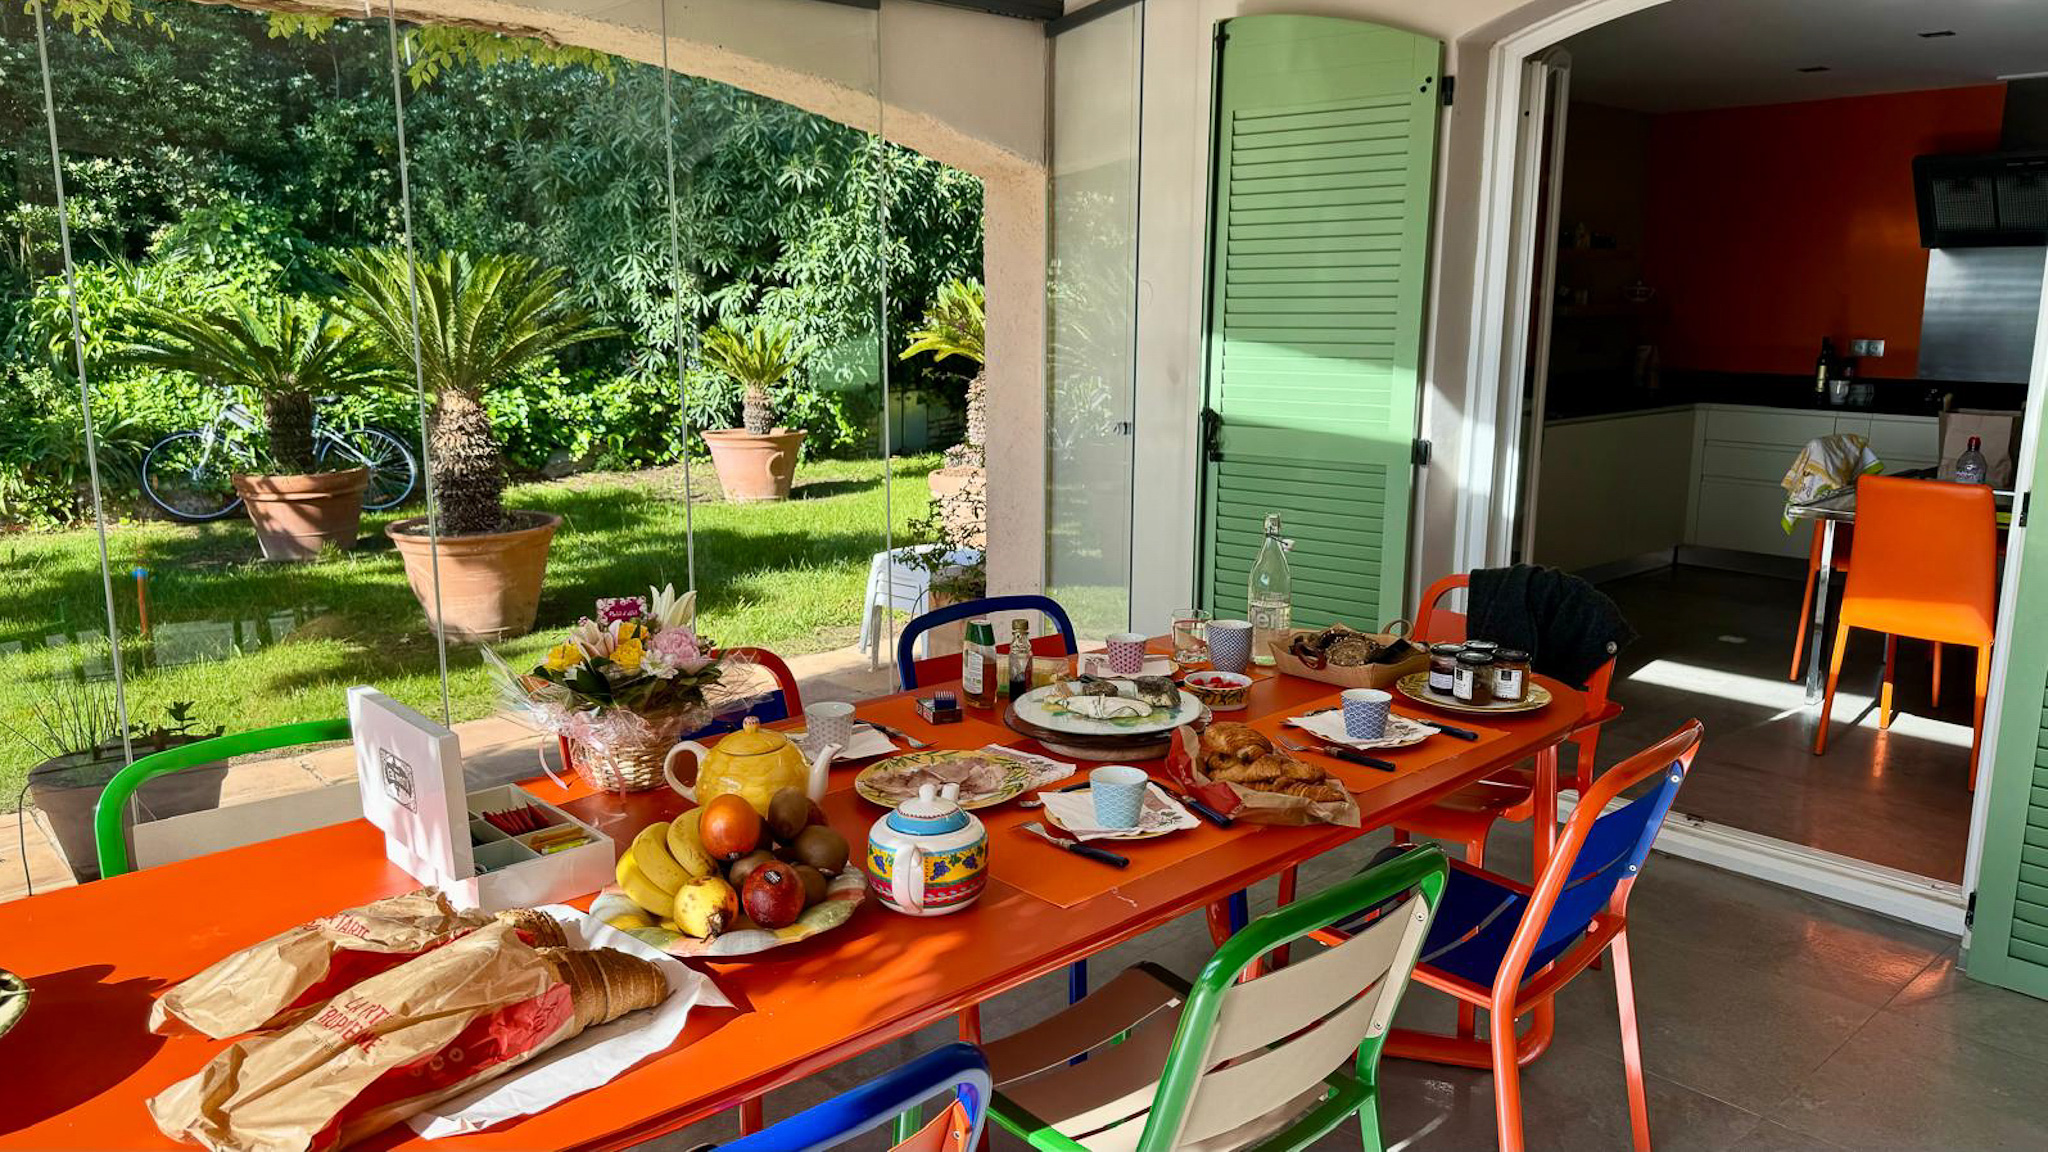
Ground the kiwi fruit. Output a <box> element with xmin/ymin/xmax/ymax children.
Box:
<box><xmin>792</xmin><ymin>825</ymin><xmax>851</xmax><ymax>875</ymax></box>
<box><xmin>725</xmin><ymin>849</ymin><xmax>779</xmax><ymax>891</ymax></box>
<box><xmin>767</xmin><ymin>788</ymin><xmax>811</xmax><ymax>845</ymax></box>
<box><xmin>793</xmin><ymin>863</ymin><xmax>830</xmax><ymax>907</ymax></box>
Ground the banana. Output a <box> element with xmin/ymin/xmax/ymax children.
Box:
<box><xmin>672</xmin><ymin>875</ymin><xmax>738</xmax><ymax>940</ymax></box>
<box><xmin>630</xmin><ymin>821</ymin><xmax>694</xmax><ymax>892</ymax></box>
<box><xmin>664</xmin><ymin>809</ymin><xmax>718</xmax><ymax>880</ymax></box>
<box><xmin>616</xmin><ymin>853</ymin><xmax>677</xmax><ymax>918</ymax></box>
<box><xmin>605</xmin><ymin>909</ymin><xmax>656</xmax><ymax>932</ymax></box>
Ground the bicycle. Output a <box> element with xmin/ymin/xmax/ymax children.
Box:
<box><xmin>140</xmin><ymin>392</ymin><xmax>420</xmax><ymax>522</ymax></box>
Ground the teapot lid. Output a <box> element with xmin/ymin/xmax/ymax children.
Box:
<box><xmin>886</xmin><ymin>782</ymin><xmax>970</xmax><ymax>835</ymax></box>
<box><xmin>714</xmin><ymin>715</ymin><xmax>789</xmax><ymax>756</ymax></box>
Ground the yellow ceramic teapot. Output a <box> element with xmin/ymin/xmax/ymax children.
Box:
<box><xmin>661</xmin><ymin>717</ymin><xmax>838</xmax><ymax>815</ymax></box>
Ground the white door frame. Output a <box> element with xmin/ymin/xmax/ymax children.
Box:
<box><xmin>1457</xmin><ymin>0</ymin><xmax>2048</xmax><ymax>932</ymax></box>
<box><xmin>1505</xmin><ymin>48</ymin><xmax>1573</xmax><ymax>562</ymax></box>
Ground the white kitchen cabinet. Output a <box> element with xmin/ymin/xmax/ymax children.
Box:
<box><xmin>1683</xmin><ymin>403</ymin><xmax>1939</xmax><ymax>559</ymax></box>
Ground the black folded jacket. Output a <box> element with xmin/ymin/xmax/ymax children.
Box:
<box><xmin>1466</xmin><ymin>564</ymin><xmax>1637</xmax><ymax>690</ymax></box>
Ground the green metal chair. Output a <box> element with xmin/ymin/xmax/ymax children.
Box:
<box><xmin>983</xmin><ymin>844</ymin><xmax>1448</xmax><ymax>1152</ymax></box>
<box><xmin>93</xmin><ymin>718</ymin><xmax>352</xmax><ymax>880</ymax></box>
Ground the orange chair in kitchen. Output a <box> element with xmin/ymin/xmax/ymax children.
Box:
<box><xmin>1789</xmin><ymin>524</ymin><xmax>1853</xmax><ymax>680</ymax></box>
<box><xmin>1390</xmin><ymin>574</ymin><xmax>1622</xmax><ymax>867</ymax></box>
<box><xmin>1813</xmin><ymin>476</ymin><xmax>1998</xmax><ymax>786</ymax></box>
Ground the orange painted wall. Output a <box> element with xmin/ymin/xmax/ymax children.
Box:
<box><xmin>1642</xmin><ymin>85</ymin><xmax>2006</xmax><ymax>378</ymax></box>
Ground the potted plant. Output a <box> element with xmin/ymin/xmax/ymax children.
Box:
<box><xmin>901</xmin><ymin>477</ymin><xmax>987</xmax><ymax>659</ymax></box>
<box><xmin>899</xmin><ymin>278</ymin><xmax>986</xmax><ymax>538</ymax></box>
<box><xmin>120</xmin><ymin>296</ymin><xmax>387</xmax><ymax>560</ymax></box>
<box><xmin>8</xmin><ymin>687</ymin><xmax>226</xmax><ymax>884</ymax></box>
<box><xmin>699</xmin><ymin>320</ymin><xmax>809</xmax><ymax>502</ymax></box>
<box><xmin>338</xmin><ymin>250</ymin><xmax>615</xmax><ymax>640</ymax></box>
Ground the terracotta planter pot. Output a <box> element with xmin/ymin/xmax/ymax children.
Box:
<box><xmin>386</xmin><ymin>512</ymin><xmax>561</xmax><ymax>642</ymax></box>
<box><xmin>231</xmin><ymin>468</ymin><xmax>368</xmax><ymax>561</ymax></box>
<box><xmin>923</xmin><ymin>583</ymin><xmax>969</xmax><ymax>660</ymax></box>
<box><xmin>703</xmin><ymin>428</ymin><xmax>805</xmax><ymax>502</ymax></box>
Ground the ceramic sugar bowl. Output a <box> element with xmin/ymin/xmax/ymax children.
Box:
<box><xmin>865</xmin><ymin>782</ymin><xmax>988</xmax><ymax>916</ymax></box>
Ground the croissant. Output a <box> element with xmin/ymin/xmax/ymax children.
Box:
<box><xmin>1200</xmin><ymin>722</ymin><xmax>1272</xmax><ymax>766</ymax></box>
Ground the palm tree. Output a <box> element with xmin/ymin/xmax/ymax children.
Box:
<box><xmin>699</xmin><ymin>320</ymin><xmax>806</xmax><ymax>435</ymax></box>
<box><xmin>899</xmin><ymin>278</ymin><xmax>985</xmax><ymax>468</ymax></box>
<box><xmin>337</xmin><ymin>250</ymin><xmax>616</xmax><ymax>535</ymax></box>
<box><xmin>118</xmin><ymin>296</ymin><xmax>387</xmax><ymax>475</ymax></box>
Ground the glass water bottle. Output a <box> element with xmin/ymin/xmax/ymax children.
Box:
<box><xmin>1248</xmin><ymin>513</ymin><xmax>1293</xmax><ymax>667</ymax></box>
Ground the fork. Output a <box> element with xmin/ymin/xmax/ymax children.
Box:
<box><xmin>1275</xmin><ymin>735</ymin><xmax>1397</xmax><ymax>771</ymax></box>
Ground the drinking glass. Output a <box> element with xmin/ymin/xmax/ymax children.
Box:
<box><xmin>1171</xmin><ymin>608</ymin><xmax>1212</xmax><ymax>666</ymax></box>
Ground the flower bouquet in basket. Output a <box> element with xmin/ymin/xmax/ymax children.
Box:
<box><xmin>490</xmin><ymin>585</ymin><xmax>756</xmax><ymax>792</ymax></box>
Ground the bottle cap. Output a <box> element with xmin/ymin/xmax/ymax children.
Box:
<box><xmin>1968</xmin><ymin>435</ymin><xmax>1982</xmax><ymax>450</ymax></box>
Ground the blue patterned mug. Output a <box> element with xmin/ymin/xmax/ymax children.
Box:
<box><xmin>1206</xmin><ymin>619</ymin><xmax>1254</xmax><ymax>673</ymax></box>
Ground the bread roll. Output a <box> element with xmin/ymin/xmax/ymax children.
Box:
<box><xmin>540</xmin><ymin>946</ymin><xmax>668</xmax><ymax>1032</ymax></box>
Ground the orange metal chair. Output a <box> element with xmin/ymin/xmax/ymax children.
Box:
<box><xmin>1789</xmin><ymin>524</ymin><xmax>1853</xmax><ymax>680</ymax></box>
<box><xmin>1318</xmin><ymin>720</ymin><xmax>1704</xmax><ymax>1152</ymax></box>
<box><xmin>1389</xmin><ymin>574</ymin><xmax>1622</xmax><ymax>868</ymax></box>
<box><xmin>1812</xmin><ymin>476</ymin><xmax>1998</xmax><ymax>786</ymax></box>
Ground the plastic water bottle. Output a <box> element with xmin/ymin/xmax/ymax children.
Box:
<box><xmin>1248</xmin><ymin>513</ymin><xmax>1293</xmax><ymax>667</ymax></box>
<box><xmin>1955</xmin><ymin>435</ymin><xmax>1989</xmax><ymax>485</ymax></box>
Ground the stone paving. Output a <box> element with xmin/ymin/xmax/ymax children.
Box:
<box><xmin>0</xmin><ymin>643</ymin><xmax>897</xmax><ymax>903</ymax></box>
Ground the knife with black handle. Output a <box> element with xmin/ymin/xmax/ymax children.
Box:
<box><xmin>1018</xmin><ymin>821</ymin><xmax>1130</xmax><ymax>867</ymax></box>
<box><xmin>1317</xmin><ymin>744</ymin><xmax>1399</xmax><ymax>772</ymax></box>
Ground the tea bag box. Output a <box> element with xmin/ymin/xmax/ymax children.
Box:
<box><xmin>348</xmin><ymin>687</ymin><xmax>613</xmax><ymax>910</ymax></box>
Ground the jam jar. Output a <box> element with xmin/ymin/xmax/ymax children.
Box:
<box><xmin>1461</xmin><ymin>639</ymin><xmax>1500</xmax><ymax>659</ymax></box>
<box><xmin>1453</xmin><ymin>651</ymin><xmax>1495</xmax><ymax>704</ymax></box>
<box><xmin>1427</xmin><ymin>643</ymin><xmax>1464</xmax><ymax>693</ymax></box>
<box><xmin>1492</xmin><ymin>649</ymin><xmax>1531</xmax><ymax>703</ymax></box>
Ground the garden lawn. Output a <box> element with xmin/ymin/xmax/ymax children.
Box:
<box><xmin>0</xmin><ymin>455</ymin><xmax>939</xmax><ymax>808</ymax></box>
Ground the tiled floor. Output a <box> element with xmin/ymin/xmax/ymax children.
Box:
<box><xmin>1594</xmin><ymin>565</ymin><xmax>1976</xmax><ymax>881</ymax></box>
<box><xmin>640</xmin><ymin>821</ymin><xmax>2048</xmax><ymax>1151</ymax></box>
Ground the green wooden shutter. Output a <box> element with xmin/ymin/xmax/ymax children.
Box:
<box><xmin>1198</xmin><ymin>15</ymin><xmax>1442</xmax><ymax>630</ymax></box>
<box><xmin>1969</xmin><ymin>457</ymin><xmax>2048</xmax><ymax>999</ymax></box>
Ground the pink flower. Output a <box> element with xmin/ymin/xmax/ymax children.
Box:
<box><xmin>643</xmin><ymin>625</ymin><xmax>714</xmax><ymax>680</ymax></box>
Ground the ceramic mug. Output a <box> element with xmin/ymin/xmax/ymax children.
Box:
<box><xmin>1341</xmin><ymin>688</ymin><xmax>1392</xmax><ymax>741</ymax></box>
<box><xmin>1090</xmin><ymin>765</ymin><xmax>1149</xmax><ymax>830</ymax></box>
<box><xmin>803</xmin><ymin>701</ymin><xmax>855</xmax><ymax>758</ymax></box>
<box><xmin>1105</xmin><ymin>632</ymin><xmax>1147</xmax><ymax>675</ymax></box>
<box><xmin>1206</xmin><ymin>619</ymin><xmax>1255</xmax><ymax>673</ymax></box>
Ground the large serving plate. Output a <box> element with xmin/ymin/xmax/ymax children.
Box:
<box><xmin>1010</xmin><ymin>683</ymin><xmax>1202</xmax><ymax>737</ymax></box>
<box><xmin>855</xmin><ymin>749</ymin><xmax>1039</xmax><ymax>810</ymax></box>
<box><xmin>1395</xmin><ymin>672</ymin><xmax>1552</xmax><ymax>715</ymax></box>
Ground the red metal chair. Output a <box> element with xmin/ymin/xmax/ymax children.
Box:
<box><xmin>1788</xmin><ymin>523</ymin><xmax>1853</xmax><ymax>681</ymax></box>
<box><xmin>1320</xmin><ymin>720</ymin><xmax>1704</xmax><ymax>1152</ymax></box>
<box><xmin>1390</xmin><ymin>574</ymin><xmax>1622</xmax><ymax>867</ymax></box>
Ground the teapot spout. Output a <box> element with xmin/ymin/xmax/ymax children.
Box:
<box><xmin>806</xmin><ymin>742</ymin><xmax>841</xmax><ymax>803</ymax></box>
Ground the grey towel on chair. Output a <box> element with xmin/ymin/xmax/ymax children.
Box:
<box><xmin>1467</xmin><ymin>564</ymin><xmax>1636</xmax><ymax>690</ymax></box>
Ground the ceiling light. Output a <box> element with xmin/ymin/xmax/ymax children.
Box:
<box><xmin>1918</xmin><ymin>30</ymin><xmax>1957</xmax><ymax>39</ymax></box>
<box><xmin>1796</xmin><ymin>65</ymin><xmax>1832</xmax><ymax>73</ymax></box>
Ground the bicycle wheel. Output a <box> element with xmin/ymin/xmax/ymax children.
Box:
<box><xmin>317</xmin><ymin>426</ymin><xmax>419</xmax><ymax>511</ymax></box>
<box><xmin>141</xmin><ymin>431</ymin><xmax>250</xmax><ymax>521</ymax></box>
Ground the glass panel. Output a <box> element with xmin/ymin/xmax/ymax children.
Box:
<box><xmin>1046</xmin><ymin>5</ymin><xmax>1145</xmax><ymax>640</ymax></box>
<box><xmin>10</xmin><ymin>0</ymin><xmax>423</xmax><ymax>886</ymax></box>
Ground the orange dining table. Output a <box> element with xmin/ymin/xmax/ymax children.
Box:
<box><xmin>0</xmin><ymin>658</ymin><xmax>1580</xmax><ymax>1151</ymax></box>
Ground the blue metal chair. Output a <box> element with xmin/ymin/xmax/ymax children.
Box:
<box><xmin>715</xmin><ymin>1042</ymin><xmax>991</xmax><ymax>1152</ymax></box>
<box><xmin>1352</xmin><ymin>719</ymin><xmax>1704</xmax><ymax>1152</ymax></box>
<box><xmin>896</xmin><ymin>594</ymin><xmax>1079</xmax><ymax>690</ymax></box>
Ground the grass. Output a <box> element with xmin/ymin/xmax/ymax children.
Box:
<box><xmin>0</xmin><ymin>455</ymin><xmax>940</xmax><ymax>808</ymax></box>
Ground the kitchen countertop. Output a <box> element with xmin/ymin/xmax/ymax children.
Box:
<box><xmin>1544</xmin><ymin>371</ymin><xmax>2028</xmax><ymax>422</ymax></box>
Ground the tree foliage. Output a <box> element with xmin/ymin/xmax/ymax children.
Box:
<box><xmin>0</xmin><ymin>0</ymin><xmax>984</xmax><ymax>522</ymax></box>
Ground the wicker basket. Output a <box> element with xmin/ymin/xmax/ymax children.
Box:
<box><xmin>558</xmin><ymin>732</ymin><xmax>674</xmax><ymax>793</ymax></box>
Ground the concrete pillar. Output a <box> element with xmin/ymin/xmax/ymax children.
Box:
<box><xmin>981</xmin><ymin>166</ymin><xmax>1049</xmax><ymax>597</ymax></box>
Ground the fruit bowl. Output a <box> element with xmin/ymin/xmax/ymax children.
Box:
<box><xmin>595</xmin><ymin>792</ymin><xmax>867</xmax><ymax>959</ymax></box>
<box><xmin>1182</xmin><ymin>670</ymin><xmax>1252</xmax><ymax>711</ymax></box>
<box><xmin>591</xmin><ymin>868</ymin><xmax>866</xmax><ymax>959</ymax></box>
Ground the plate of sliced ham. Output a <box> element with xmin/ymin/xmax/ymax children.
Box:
<box><xmin>855</xmin><ymin>750</ymin><xmax>1041</xmax><ymax>810</ymax></box>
